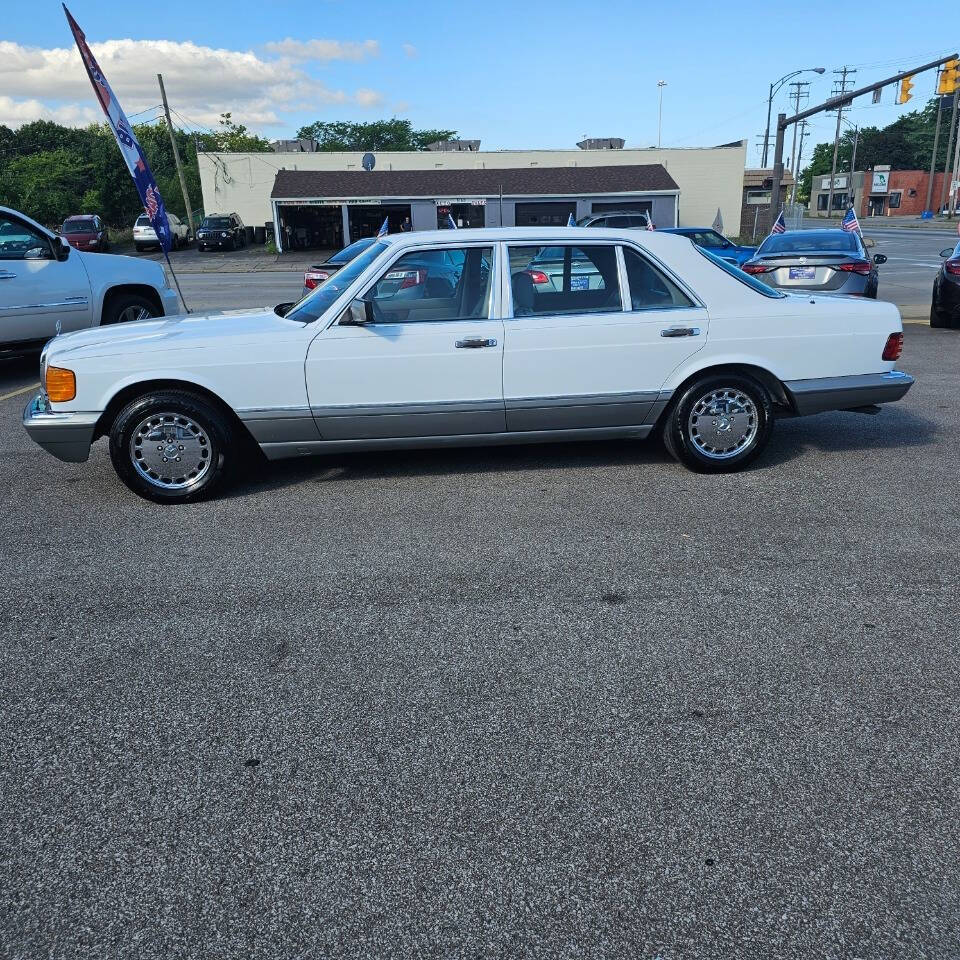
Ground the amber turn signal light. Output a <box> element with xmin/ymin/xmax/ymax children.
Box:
<box><xmin>46</xmin><ymin>366</ymin><xmax>76</xmax><ymax>402</ymax></box>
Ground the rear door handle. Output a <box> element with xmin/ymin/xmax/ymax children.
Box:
<box><xmin>660</xmin><ymin>327</ymin><xmax>700</xmax><ymax>338</ymax></box>
<box><xmin>455</xmin><ymin>337</ymin><xmax>498</xmax><ymax>349</ymax></box>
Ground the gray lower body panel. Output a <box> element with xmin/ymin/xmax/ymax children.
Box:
<box><xmin>784</xmin><ymin>371</ymin><xmax>914</xmax><ymax>416</ymax></box>
<box><xmin>309</xmin><ymin>399</ymin><xmax>505</xmax><ymax>441</ymax></box>
<box><xmin>260</xmin><ymin>425</ymin><xmax>653</xmax><ymax>461</ymax></box>
<box><xmin>505</xmin><ymin>391</ymin><xmax>661</xmax><ymax>432</ymax></box>
<box><xmin>22</xmin><ymin>394</ymin><xmax>99</xmax><ymax>463</ymax></box>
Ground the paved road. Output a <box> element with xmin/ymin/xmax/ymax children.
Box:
<box><xmin>1</xmin><ymin>325</ymin><xmax>958</xmax><ymax>958</ymax></box>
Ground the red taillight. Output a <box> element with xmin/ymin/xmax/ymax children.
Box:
<box><xmin>945</xmin><ymin>259</ymin><xmax>960</xmax><ymax>276</ymax></box>
<box><xmin>384</xmin><ymin>268</ymin><xmax>427</xmax><ymax>289</ymax></box>
<box><xmin>304</xmin><ymin>271</ymin><xmax>330</xmax><ymax>290</ymax></box>
<box><xmin>882</xmin><ymin>332</ymin><xmax>903</xmax><ymax>361</ymax></box>
<box><xmin>525</xmin><ymin>269</ymin><xmax>550</xmax><ymax>284</ymax></box>
<box><xmin>742</xmin><ymin>263</ymin><xmax>770</xmax><ymax>275</ymax></box>
<box><xmin>837</xmin><ymin>261</ymin><xmax>872</xmax><ymax>275</ymax></box>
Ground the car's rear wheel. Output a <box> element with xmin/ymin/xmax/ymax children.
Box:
<box><xmin>662</xmin><ymin>373</ymin><xmax>773</xmax><ymax>473</ymax></box>
<box><xmin>109</xmin><ymin>390</ymin><xmax>237</xmax><ymax>503</ymax></box>
<box><xmin>930</xmin><ymin>298</ymin><xmax>949</xmax><ymax>328</ymax></box>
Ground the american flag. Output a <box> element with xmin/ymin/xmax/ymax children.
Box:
<box><xmin>770</xmin><ymin>211</ymin><xmax>786</xmax><ymax>235</ymax></box>
<box><xmin>377</xmin><ymin>217</ymin><xmax>389</xmax><ymax>238</ymax></box>
<box><xmin>646</xmin><ymin>213</ymin><xmax>655</xmax><ymax>231</ymax></box>
<box><xmin>446</xmin><ymin>213</ymin><xmax>457</xmax><ymax>229</ymax></box>
<box><xmin>567</xmin><ymin>212</ymin><xmax>576</xmax><ymax>227</ymax></box>
<box><xmin>841</xmin><ymin>207</ymin><xmax>861</xmax><ymax>234</ymax></box>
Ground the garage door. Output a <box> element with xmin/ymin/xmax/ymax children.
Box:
<box><xmin>514</xmin><ymin>202</ymin><xmax>577</xmax><ymax>227</ymax></box>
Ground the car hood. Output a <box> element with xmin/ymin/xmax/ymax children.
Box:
<box><xmin>48</xmin><ymin>307</ymin><xmax>306</xmax><ymax>361</ymax></box>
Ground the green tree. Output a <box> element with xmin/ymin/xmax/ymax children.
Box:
<box><xmin>0</xmin><ymin>149</ymin><xmax>90</xmax><ymax>225</ymax></box>
<box><xmin>294</xmin><ymin>118</ymin><xmax>457</xmax><ymax>151</ymax></box>
<box><xmin>194</xmin><ymin>113</ymin><xmax>273</xmax><ymax>153</ymax></box>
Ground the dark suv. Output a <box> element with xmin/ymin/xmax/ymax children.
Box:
<box><xmin>196</xmin><ymin>213</ymin><xmax>245</xmax><ymax>251</ymax></box>
<box><xmin>577</xmin><ymin>210</ymin><xmax>651</xmax><ymax>229</ymax></box>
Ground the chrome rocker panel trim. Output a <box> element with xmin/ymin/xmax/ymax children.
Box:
<box><xmin>22</xmin><ymin>393</ymin><xmax>99</xmax><ymax>463</ymax></box>
<box><xmin>784</xmin><ymin>371</ymin><xmax>914</xmax><ymax>416</ymax></box>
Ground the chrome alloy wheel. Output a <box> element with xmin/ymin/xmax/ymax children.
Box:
<box><xmin>129</xmin><ymin>412</ymin><xmax>212</xmax><ymax>490</ymax></box>
<box><xmin>118</xmin><ymin>305</ymin><xmax>153</xmax><ymax>324</ymax></box>
<box><xmin>687</xmin><ymin>388</ymin><xmax>758</xmax><ymax>460</ymax></box>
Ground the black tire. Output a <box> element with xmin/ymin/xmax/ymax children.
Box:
<box><xmin>108</xmin><ymin>390</ymin><xmax>237</xmax><ymax>503</ymax></box>
<box><xmin>661</xmin><ymin>373</ymin><xmax>774</xmax><ymax>473</ymax></box>
<box><xmin>930</xmin><ymin>299</ymin><xmax>949</xmax><ymax>328</ymax></box>
<box><xmin>102</xmin><ymin>292</ymin><xmax>160</xmax><ymax>327</ymax></box>
<box><xmin>226</xmin><ymin>238</ymin><xmax>236</xmax><ymax>252</ymax></box>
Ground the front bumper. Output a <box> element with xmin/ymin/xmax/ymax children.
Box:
<box><xmin>22</xmin><ymin>393</ymin><xmax>100</xmax><ymax>463</ymax></box>
<box><xmin>785</xmin><ymin>370</ymin><xmax>914</xmax><ymax>416</ymax></box>
<box><xmin>160</xmin><ymin>286</ymin><xmax>181</xmax><ymax>316</ymax></box>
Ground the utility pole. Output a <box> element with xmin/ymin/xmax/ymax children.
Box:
<box><xmin>938</xmin><ymin>91</ymin><xmax>958</xmax><ymax>214</ymax></box>
<box><xmin>950</xmin><ymin>104</ymin><xmax>960</xmax><ymax>216</ymax></box>
<box><xmin>925</xmin><ymin>87</ymin><xmax>945</xmax><ymax>215</ymax></box>
<box><xmin>657</xmin><ymin>81</ymin><xmax>667</xmax><ymax>148</ymax></box>
<box><xmin>157</xmin><ymin>73</ymin><xmax>196</xmax><ymax>240</ymax></box>
<box><xmin>791</xmin><ymin>120</ymin><xmax>810</xmax><ymax>205</ymax></box>
<box><xmin>848</xmin><ymin>124</ymin><xmax>860</xmax><ymax>215</ymax></box>
<box><xmin>826</xmin><ymin>67</ymin><xmax>856</xmax><ymax>218</ymax></box>
<box><xmin>787</xmin><ymin>82</ymin><xmax>810</xmax><ymax>177</ymax></box>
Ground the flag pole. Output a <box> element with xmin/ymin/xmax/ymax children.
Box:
<box><xmin>162</xmin><ymin>249</ymin><xmax>189</xmax><ymax>313</ymax></box>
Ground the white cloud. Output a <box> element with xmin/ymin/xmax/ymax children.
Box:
<box><xmin>0</xmin><ymin>39</ymin><xmax>385</xmax><ymax>131</ymax></box>
<box><xmin>264</xmin><ymin>38</ymin><xmax>379</xmax><ymax>61</ymax></box>
<box><xmin>402</xmin><ymin>44</ymin><xmax>418</xmax><ymax>58</ymax></box>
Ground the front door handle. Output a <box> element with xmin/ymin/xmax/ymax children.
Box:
<box><xmin>455</xmin><ymin>337</ymin><xmax>498</xmax><ymax>349</ymax></box>
<box><xmin>0</xmin><ymin>273</ymin><xmax>16</xmax><ymax>280</ymax></box>
<box><xmin>660</xmin><ymin>327</ymin><xmax>700</xmax><ymax>338</ymax></box>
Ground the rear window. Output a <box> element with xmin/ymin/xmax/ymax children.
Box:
<box><xmin>698</xmin><ymin>248</ymin><xmax>786</xmax><ymax>298</ymax></box>
<box><xmin>135</xmin><ymin>215</ymin><xmax>151</xmax><ymax>226</ymax></box>
<box><xmin>326</xmin><ymin>237</ymin><xmax>375</xmax><ymax>265</ymax></box>
<box><xmin>759</xmin><ymin>232</ymin><xmax>858</xmax><ymax>254</ymax></box>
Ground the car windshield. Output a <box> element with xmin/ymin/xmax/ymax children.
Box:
<box><xmin>62</xmin><ymin>219</ymin><xmax>95</xmax><ymax>233</ymax></box>
<box><xmin>759</xmin><ymin>231</ymin><xmax>859</xmax><ymax>254</ymax></box>
<box><xmin>286</xmin><ymin>242</ymin><xmax>389</xmax><ymax>323</ymax></box>
<box><xmin>698</xmin><ymin>247</ymin><xmax>786</xmax><ymax>298</ymax></box>
<box><xmin>326</xmin><ymin>237</ymin><xmax>376</xmax><ymax>265</ymax></box>
<box><xmin>202</xmin><ymin>218</ymin><xmax>232</xmax><ymax>229</ymax></box>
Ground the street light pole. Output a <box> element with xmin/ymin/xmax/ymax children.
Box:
<box><xmin>657</xmin><ymin>81</ymin><xmax>667</xmax><ymax>148</ymax></box>
<box><xmin>762</xmin><ymin>66</ymin><xmax>826</xmax><ymax>167</ymax></box>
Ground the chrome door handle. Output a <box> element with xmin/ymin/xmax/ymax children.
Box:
<box><xmin>0</xmin><ymin>273</ymin><xmax>16</xmax><ymax>280</ymax></box>
<box><xmin>455</xmin><ymin>337</ymin><xmax>498</xmax><ymax>348</ymax></box>
<box><xmin>660</xmin><ymin>327</ymin><xmax>700</xmax><ymax>338</ymax></box>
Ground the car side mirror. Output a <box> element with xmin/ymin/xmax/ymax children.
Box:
<box><xmin>940</xmin><ymin>248</ymin><xmax>955</xmax><ymax>258</ymax></box>
<box><xmin>873</xmin><ymin>253</ymin><xmax>887</xmax><ymax>265</ymax></box>
<box><xmin>339</xmin><ymin>298</ymin><xmax>372</xmax><ymax>325</ymax></box>
<box><xmin>56</xmin><ymin>235</ymin><xmax>71</xmax><ymax>261</ymax></box>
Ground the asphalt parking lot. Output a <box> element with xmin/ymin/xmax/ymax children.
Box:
<box><xmin>1</xmin><ymin>323</ymin><xmax>958</xmax><ymax>958</ymax></box>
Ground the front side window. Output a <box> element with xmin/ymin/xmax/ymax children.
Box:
<box><xmin>622</xmin><ymin>247</ymin><xmax>694</xmax><ymax>310</ymax></box>
<box><xmin>362</xmin><ymin>245</ymin><xmax>493</xmax><ymax>324</ymax></box>
<box><xmin>509</xmin><ymin>244</ymin><xmax>621</xmax><ymax>317</ymax></box>
<box><xmin>0</xmin><ymin>215</ymin><xmax>51</xmax><ymax>261</ymax></box>
<box><xmin>285</xmin><ymin>241</ymin><xmax>389</xmax><ymax>323</ymax></box>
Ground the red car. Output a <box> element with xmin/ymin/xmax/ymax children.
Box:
<box><xmin>60</xmin><ymin>214</ymin><xmax>109</xmax><ymax>252</ymax></box>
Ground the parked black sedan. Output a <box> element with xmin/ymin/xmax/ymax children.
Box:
<box><xmin>742</xmin><ymin>229</ymin><xmax>886</xmax><ymax>298</ymax></box>
<box><xmin>931</xmin><ymin>241</ymin><xmax>960</xmax><ymax>328</ymax></box>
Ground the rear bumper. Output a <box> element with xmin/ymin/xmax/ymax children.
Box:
<box><xmin>785</xmin><ymin>370</ymin><xmax>914</xmax><ymax>416</ymax></box>
<box><xmin>22</xmin><ymin>393</ymin><xmax>99</xmax><ymax>463</ymax></box>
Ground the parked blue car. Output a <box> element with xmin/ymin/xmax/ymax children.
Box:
<box><xmin>659</xmin><ymin>227</ymin><xmax>756</xmax><ymax>267</ymax></box>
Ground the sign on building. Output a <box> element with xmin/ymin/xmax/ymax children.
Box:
<box><xmin>821</xmin><ymin>175</ymin><xmax>848</xmax><ymax>190</ymax></box>
<box><xmin>871</xmin><ymin>171</ymin><xmax>889</xmax><ymax>194</ymax></box>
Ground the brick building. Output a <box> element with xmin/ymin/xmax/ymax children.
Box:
<box><xmin>810</xmin><ymin>166</ymin><xmax>952</xmax><ymax>218</ymax></box>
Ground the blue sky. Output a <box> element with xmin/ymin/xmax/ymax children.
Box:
<box><xmin>2</xmin><ymin>0</ymin><xmax>954</xmax><ymax>163</ymax></box>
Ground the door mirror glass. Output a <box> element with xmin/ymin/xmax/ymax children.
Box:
<box><xmin>873</xmin><ymin>253</ymin><xmax>887</xmax><ymax>265</ymax></box>
<box><xmin>940</xmin><ymin>248</ymin><xmax>955</xmax><ymax>258</ymax></box>
<box><xmin>339</xmin><ymin>298</ymin><xmax>372</xmax><ymax>325</ymax></box>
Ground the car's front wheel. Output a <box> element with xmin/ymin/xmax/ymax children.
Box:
<box><xmin>930</xmin><ymin>297</ymin><xmax>950</xmax><ymax>328</ymax></box>
<box><xmin>662</xmin><ymin>373</ymin><xmax>773</xmax><ymax>473</ymax></box>
<box><xmin>109</xmin><ymin>390</ymin><xmax>237</xmax><ymax>503</ymax></box>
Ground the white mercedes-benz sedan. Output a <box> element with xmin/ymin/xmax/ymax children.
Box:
<box><xmin>23</xmin><ymin>227</ymin><xmax>913</xmax><ymax>503</ymax></box>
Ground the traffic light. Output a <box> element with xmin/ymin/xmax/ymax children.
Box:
<box><xmin>897</xmin><ymin>75</ymin><xmax>914</xmax><ymax>104</ymax></box>
<box><xmin>937</xmin><ymin>60</ymin><xmax>959</xmax><ymax>95</ymax></box>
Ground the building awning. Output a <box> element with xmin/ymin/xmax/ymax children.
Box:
<box><xmin>270</xmin><ymin>164</ymin><xmax>679</xmax><ymax>201</ymax></box>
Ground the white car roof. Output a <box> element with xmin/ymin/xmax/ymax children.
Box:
<box><xmin>380</xmin><ymin>226</ymin><xmax>689</xmax><ymax>252</ymax></box>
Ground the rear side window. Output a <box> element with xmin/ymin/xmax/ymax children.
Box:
<box><xmin>509</xmin><ymin>244</ymin><xmax>622</xmax><ymax>317</ymax></box>
<box><xmin>622</xmin><ymin>247</ymin><xmax>694</xmax><ymax>310</ymax></box>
